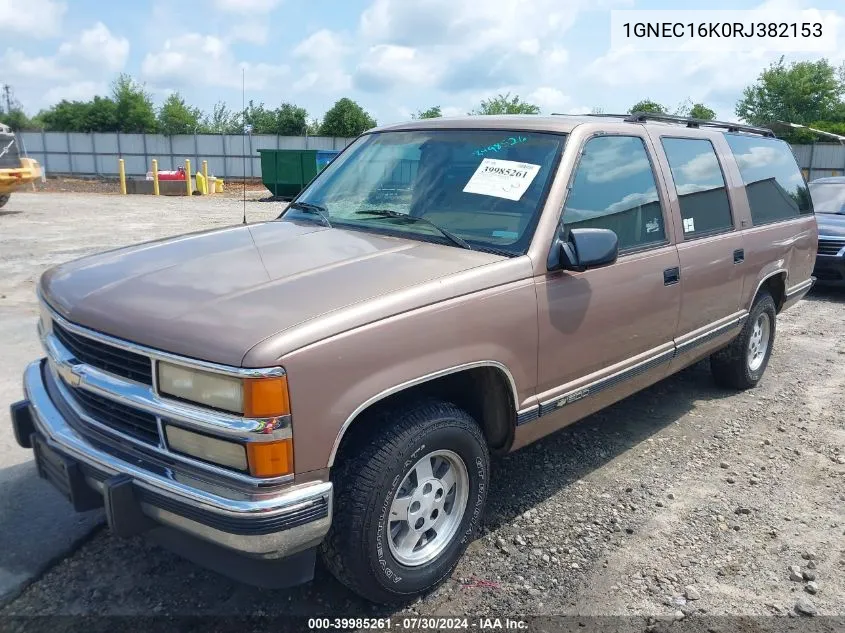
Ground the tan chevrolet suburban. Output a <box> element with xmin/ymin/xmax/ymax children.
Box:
<box><xmin>10</xmin><ymin>113</ymin><xmax>817</xmax><ymax>603</ymax></box>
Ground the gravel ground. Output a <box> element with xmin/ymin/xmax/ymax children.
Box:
<box><xmin>1</xmin><ymin>191</ymin><xmax>844</xmax><ymax>623</ymax></box>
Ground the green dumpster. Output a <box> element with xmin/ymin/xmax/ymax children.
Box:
<box><xmin>258</xmin><ymin>149</ymin><xmax>340</xmax><ymax>199</ymax></box>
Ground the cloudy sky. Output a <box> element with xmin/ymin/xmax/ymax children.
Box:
<box><xmin>1</xmin><ymin>0</ymin><xmax>843</xmax><ymax>125</ymax></box>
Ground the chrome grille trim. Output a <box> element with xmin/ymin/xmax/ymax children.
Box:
<box><xmin>36</xmin><ymin>296</ymin><xmax>294</xmax><ymax>488</ymax></box>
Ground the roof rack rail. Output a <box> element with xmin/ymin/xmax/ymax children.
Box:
<box><xmin>624</xmin><ymin>112</ymin><xmax>775</xmax><ymax>137</ymax></box>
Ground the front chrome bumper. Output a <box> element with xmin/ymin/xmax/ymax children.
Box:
<box><xmin>15</xmin><ymin>359</ymin><xmax>333</xmax><ymax>559</ymax></box>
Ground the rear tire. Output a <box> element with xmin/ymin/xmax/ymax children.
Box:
<box><xmin>321</xmin><ymin>400</ymin><xmax>489</xmax><ymax>604</ymax></box>
<box><xmin>0</xmin><ymin>194</ymin><xmax>9</xmax><ymax>208</ymax></box>
<box><xmin>710</xmin><ymin>291</ymin><xmax>776</xmax><ymax>390</ymax></box>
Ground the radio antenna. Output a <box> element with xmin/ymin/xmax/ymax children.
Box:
<box><xmin>242</xmin><ymin>68</ymin><xmax>247</xmax><ymax>225</ymax></box>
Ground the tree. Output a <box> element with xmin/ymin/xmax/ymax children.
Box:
<box><xmin>628</xmin><ymin>99</ymin><xmax>666</xmax><ymax>114</ymax></box>
<box><xmin>158</xmin><ymin>92</ymin><xmax>203</xmax><ymax>135</ymax></box>
<box><xmin>0</xmin><ymin>108</ymin><xmax>35</xmax><ymax>130</ymax></box>
<box><xmin>204</xmin><ymin>101</ymin><xmax>240</xmax><ymax>134</ymax></box>
<box><xmin>413</xmin><ymin>106</ymin><xmax>442</xmax><ymax>119</ymax></box>
<box><xmin>39</xmin><ymin>100</ymin><xmax>92</xmax><ymax>131</ymax></box>
<box><xmin>111</xmin><ymin>74</ymin><xmax>157</xmax><ymax>132</ymax></box>
<box><xmin>470</xmin><ymin>93</ymin><xmax>539</xmax><ymax>115</ymax></box>
<box><xmin>319</xmin><ymin>98</ymin><xmax>376</xmax><ymax>137</ymax></box>
<box><xmin>306</xmin><ymin>117</ymin><xmax>322</xmax><ymax>135</ymax></box>
<box><xmin>273</xmin><ymin>102</ymin><xmax>308</xmax><ymax>135</ymax></box>
<box><xmin>243</xmin><ymin>100</ymin><xmax>275</xmax><ymax>133</ymax></box>
<box><xmin>689</xmin><ymin>103</ymin><xmax>716</xmax><ymax>120</ymax></box>
<box><xmin>735</xmin><ymin>57</ymin><xmax>844</xmax><ymax>126</ymax></box>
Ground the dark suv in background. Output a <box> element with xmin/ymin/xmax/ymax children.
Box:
<box><xmin>809</xmin><ymin>176</ymin><xmax>845</xmax><ymax>286</ymax></box>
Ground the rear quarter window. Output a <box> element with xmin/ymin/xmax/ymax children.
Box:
<box><xmin>724</xmin><ymin>134</ymin><xmax>812</xmax><ymax>225</ymax></box>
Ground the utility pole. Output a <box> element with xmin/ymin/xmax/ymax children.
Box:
<box><xmin>2</xmin><ymin>84</ymin><xmax>12</xmax><ymax>114</ymax></box>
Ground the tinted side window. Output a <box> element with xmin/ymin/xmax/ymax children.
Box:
<box><xmin>725</xmin><ymin>134</ymin><xmax>812</xmax><ymax>224</ymax></box>
<box><xmin>563</xmin><ymin>136</ymin><xmax>665</xmax><ymax>251</ymax></box>
<box><xmin>661</xmin><ymin>138</ymin><xmax>733</xmax><ymax>237</ymax></box>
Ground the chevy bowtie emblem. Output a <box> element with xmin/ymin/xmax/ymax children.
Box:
<box><xmin>57</xmin><ymin>364</ymin><xmax>83</xmax><ymax>388</ymax></box>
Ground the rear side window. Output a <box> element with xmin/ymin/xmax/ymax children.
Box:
<box><xmin>563</xmin><ymin>136</ymin><xmax>665</xmax><ymax>251</ymax></box>
<box><xmin>725</xmin><ymin>134</ymin><xmax>812</xmax><ymax>224</ymax></box>
<box><xmin>661</xmin><ymin>137</ymin><xmax>733</xmax><ymax>237</ymax></box>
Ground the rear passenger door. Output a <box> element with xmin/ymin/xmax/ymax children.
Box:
<box><xmin>650</xmin><ymin>134</ymin><xmax>746</xmax><ymax>360</ymax></box>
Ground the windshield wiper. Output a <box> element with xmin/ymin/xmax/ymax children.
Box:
<box><xmin>288</xmin><ymin>201</ymin><xmax>332</xmax><ymax>227</ymax></box>
<box><xmin>353</xmin><ymin>209</ymin><xmax>473</xmax><ymax>251</ymax></box>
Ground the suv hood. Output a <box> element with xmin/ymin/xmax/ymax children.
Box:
<box><xmin>41</xmin><ymin>220</ymin><xmax>506</xmax><ymax>366</ymax></box>
<box><xmin>816</xmin><ymin>212</ymin><xmax>845</xmax><ymax>238</ymax></box>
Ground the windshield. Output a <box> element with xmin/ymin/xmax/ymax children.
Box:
<box><xmin>283</xmin><ymin>130</ymin><xmax>565</xmax><ymax>254</ymax></box>
<box><xmin>809</xmin><ymin>182</ymin><xmax>845</xmax><ymax>214</ymax></box>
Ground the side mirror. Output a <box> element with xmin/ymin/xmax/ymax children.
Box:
<box><xmin>548</xmin><ymin>228</ymin><xmax>619</xmax><ymax>272</ymax></box>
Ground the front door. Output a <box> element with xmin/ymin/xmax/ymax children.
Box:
<box><xmin>527</xmin><ymin>133</ymin><xmax>681</xmax><ymax>442</ymax></box>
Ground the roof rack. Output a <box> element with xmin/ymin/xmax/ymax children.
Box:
<box><xmin>623</xmin><ymin>112</ymin><xmax>775</xmax><ymax>137</ymax></box>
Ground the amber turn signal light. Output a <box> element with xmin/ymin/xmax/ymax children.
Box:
<box><xmin>247</xmin><ymin>438</ymin><xmax>293</xmax><ymax>477</ymax></box>
<box><xmin>243</xmin><ymin>376</ymin><xmax>290</xmax><ymax>418</ymax></box>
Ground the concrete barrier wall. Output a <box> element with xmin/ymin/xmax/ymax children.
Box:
<box><xmin>14</xmin><ymin>132</ymin><xmax>356</xmax><ymax>179</ymax></box>
<box><xmin>11</xmin><ymin>132</ymin><xmax>845</xmax><ymax>182</ymax></box>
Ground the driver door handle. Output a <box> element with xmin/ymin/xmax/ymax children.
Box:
<box><xmin>664</xmin><ymin>267</ymin><xmax>680</xmax><ymax>286</ymax></box>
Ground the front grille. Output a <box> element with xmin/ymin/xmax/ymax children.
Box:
<box><xmin>818</xmin><ymin>238</ymin><xmax>845</xmax><ymax>256</ymax></box>
<box><xmin>69</xmin><ymin>386</ymin><xmax>160</xmax><ymax>445</ymax></box>
<box><xmin>53</xmin><ymin>321</ymin><xmax>153</xmax><ymax>385</ymax></box>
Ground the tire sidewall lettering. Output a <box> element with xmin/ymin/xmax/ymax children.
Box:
<box><xmin>370</xmin><ymin>429</ymin><xmax>487</xmax><ymax>593</ymax></box>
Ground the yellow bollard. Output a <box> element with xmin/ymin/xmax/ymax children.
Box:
<box><xmin>151</xmin><ymin>159</ymin><xmax>160</xmax><ymax>196</ymax></box>
<box><xmin>202</xmin><ymin>160</ymin><xmax>209</xmax><ymax>195</ymax></box>
<box><xmin>185</xmin><ymin>159</ymin><xmax>192</xmax><ymax>196</ymax></box>
<box><xmin>118</xmin><ymin>159</ymin><xmax>127</xmax><ymax>195</ymax></box>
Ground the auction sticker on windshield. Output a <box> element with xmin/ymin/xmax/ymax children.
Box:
<box><xmin>463</xmin><ymin>158</ymin><xmax>541</xmax><ymax>201</ymax></box>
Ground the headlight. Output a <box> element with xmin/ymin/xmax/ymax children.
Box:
<box><xmin>165</xmin><ymin>425</ymin><xmax>248</xmax><ymax>471</ymax></box>
<box><xmin>158</xmin><ymin>362</ymin><xmax>244</xmax><ymax>413</ymax></box>
<box><xmin>157</xmin><ymin>362</ymin><xmax>290</xmax><ymax>418</ymax></box>
<box><xmin>164</xmin><ymin>424</ymin><xmax>293</xmax><ymax>477</ymax></box>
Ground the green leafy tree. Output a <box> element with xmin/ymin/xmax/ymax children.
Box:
<box><xmin>158</xmin><ymin>92</ymin><xmax>203</xmax><ymax>135</ymax></box>
<box><xmin>736</xmin><ymin>57</ymin><xmax>844</xmax><ymax>126</ymax></box>
<box><xmin>628</xmin><ymin>99</ymin><xmax>666</xmax><ymax>114</ymax></box>
<box><xmin>39</xmin><ymin>100</ymin><xmax>91</xmax><ymax>131</ymax></box>
<box><xmin>0</xmin><ymin>108</ymin><xmax>35</xmax><ymax>130</ymax></box>
<box><xmin>470</xmin><ymin>93</ymin><xmax>539</xmax><ymax>115</ymax></box>
<box><xmin>203</xmin><ymin>101</ymin><xmax>240</xmax><ymax>134</ymax></box>
<box><xmin>243</xmin><ymin>100</ymin><xmax>275</xmax><ymax>133</ymax></box>
<box><xmin>319</xmin><ymin>98</ymin><xmax>377</xmax><ymax>137</ymax></box>
<box><xmin>111</xmin><ymin>74</ymin><xmax>157</xmax><ymax>132</ymax></box>
<box><xmin>85</xmin><ymin>96</ymin><xmax>118</xmax><ymax>131</ymax></box>
<box><xmin>273</xmin><ymin>102</ymin><xmax>308</xmax><ymax>135</ymax></box>
<box><xmin>413</xmin><ymin>105</ymin><xmax>442</xmax><ymax>119</ymax></box>
<box><xmin>306</xmin><ymin>117</ymin><xmax>322</xmax><ymax>135</ymax></box>
<box><xmin>688</xmin><ymin>103</ymin><xmax>716</xmax><ymax>120</ymax></box>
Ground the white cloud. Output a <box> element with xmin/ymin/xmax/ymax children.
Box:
<box><xmin>294</xmin><ymin>29</ymin><xmax>349</xmax><ymax>62</ymax></box>
<box><xmin>355</xmin><ymin>45</ymin><xmax>437</xmax><ymax>91</ymax></box>
<box><xmin>212</xmin><ymin>0</ymin><xmax>282</xmax><ymax>13</ymax></box>
<box><xmin>0</xmin><ymin>0</ymin><xmax>66</xmax><ymax>38</ymax></box>
<box><xmin>0</xmin><ymin>49</ymin><xmax>69</xmax><ymax>82</ymax></box>
<box><xmin>141</xmin><ymin>33</ymin><xmax>288</xmax><ymax>90</ymax></box>
<box><xmin>44</xmin><ymin>81</ymin><xmax>109</xmax><ymax>104</ymax></box>
<box><xmin>229</xmin><ymin>22</ymin><xmax>270</xmax><ymax>45</ymax></box>
<box><xmin>58</xmin><ymin>22</ymin><xmax>129</xmax><ymax>73</ymax></box>
<box><xmin>290</xmin><ymin>30</ymin><xmax>352</xmax><ymax>94</ymax></box>
<box><xmin>528</xmin><ymin>87</ymin><xmax>573</xmax><ymax>114</ymax></box>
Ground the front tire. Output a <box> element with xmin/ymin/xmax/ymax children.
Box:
<box><xmin>0</xmin><ymin>194</ymin><xmax>9</xmax><ymax>208</ymax></box>
<box><xmin>321</xmin><ymin>400</ymin><xmax>489</xmax><ymax>604</ymax></box>
<box><xmin>710</xmin><ymin>291</ymin><xmax>776</xmax><ymax>389</ymax></box>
